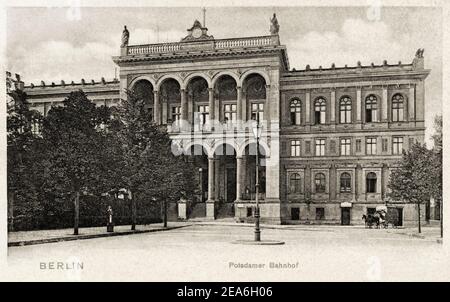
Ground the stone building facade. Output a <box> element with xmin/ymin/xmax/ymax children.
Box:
<box><xmin>22</xmin><ymin>17</ymin><xmax>430</xmax><ymax>226</ymax></box>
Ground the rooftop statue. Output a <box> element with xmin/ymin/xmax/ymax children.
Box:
<box><xmin>121</xmin><ymin>25</ymin><xmax>129</xmax><ymax>47</ymax></box>
<box><xmin>270</xmin><ymin>13</ymin><xmax>280</xmax><ymax>35</ymax></box>
<box><xmin>415</xmin><ymin>48</ymin><xmax>424</xmax><ymax>58</ymax></box>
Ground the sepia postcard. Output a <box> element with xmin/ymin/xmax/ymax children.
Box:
<box><xmin>0</xmin><ymin>0</ymin><xmax>449</xmax><ymax>284</ymax></box>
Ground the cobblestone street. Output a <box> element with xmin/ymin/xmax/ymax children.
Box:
<box><xmin>5</xmin><ymin>223</ymin><xmax>446</xmax><ymax>282</ymax></box>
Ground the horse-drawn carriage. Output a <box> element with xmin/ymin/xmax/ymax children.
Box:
<box><xmin>362</xmin><ymin>206</ymin><xmax>397</xmax><ymax>229</ymax></box>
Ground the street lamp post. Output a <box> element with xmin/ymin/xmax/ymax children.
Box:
<box><xmin>252</xmin><ymin>121</ymin><xmax>262</xmax><ymax>242</ymax></box>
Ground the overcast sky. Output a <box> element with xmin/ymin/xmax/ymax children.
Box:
<box><xmin>6</xmin><ymin>5</ymin><xmax>442</xmax><ymax>142</ymax></box>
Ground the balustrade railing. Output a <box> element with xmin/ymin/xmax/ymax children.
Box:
<box><xmin>126</xmin><ymin>35</ymin><xmax>275</xmax><ymax>55</ymax></box>
<box><xmin>127</xmin><ymin>42</ymin><xmax>181</xmax><ymax>55</ymax></box>
<box><xmin>214</xmin><ymin>36</ymin><xmax>273</xmax><ymax>49</ymax></box>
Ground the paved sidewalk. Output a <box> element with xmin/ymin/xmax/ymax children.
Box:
<box><xmin>386</xmin><ymin>225</ymin><xmax>442</xmax><ymax>243</ymax></box>
<box><xmin>8</xmin><ymin>222</ymin><xmax>192</xmax><ymax>247</ymax></box>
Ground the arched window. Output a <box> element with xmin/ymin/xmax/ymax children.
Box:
<box><xmin>289</xmin><ymin>173</ymin><xmax>301</xmax><ymax>193</ymax></box>
<box><xmin>314</xmin><ymin>97</ymin><xmax>326</xmax><ymax>125</ymax></box>
<box><xmin>339</xmin><ymin>96</ymin><xmax>352</xmax><ymax>124</ymax></box>
<box><xmin>340</xmin><ymin>172</ymin><xmax>352</xmax><ymax>193</ymax></box>
<box><xmin>366</xmin><ymin>172</ymin><xmax>377</xmax><ymax>193</ymax></box>
<box><xmin>365</xmin><ymin>95</ymin><xmax>378</xmax><ymax>123</ymax></box>
<box><xmin>392</xmin><ymin>94</ymin><xmax>405</xmax><ymax>122</ymax></box>
<box><xmin>315</xmin><ymin>173</ymin><xmax>326</xmax><ymax>193</ymax></box>
<box><xmin>133</xmin><ymin>80</ymin><xmax>154</xmax><ymax>120</ymax></box>
<box><xmin>290</xmin><ymin>99</ymin><xmax>302</xmax><ymax>125</ymax></box>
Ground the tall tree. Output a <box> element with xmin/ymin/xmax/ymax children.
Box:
<box><xmin>115</xmin><ymin>90</ymin><xmax>197</xmax><ymax>229</ymax></box>
<box><xmin>7</xmin><ymin>89</ymin><xmax>44</xmax><ymax>230</ymax></box>
<box><xmin>430</xmin><ymin>115</ymin><xmax>442</xmax><ymax>237</ymax></box>
<box><xmin>388</xmin><ymin>143</ymin><xmax>433</xmax><ymax>233</ymax></box>
<box><xmin>41</xmin><ymin>90</ymin><xmax>111</xmax><ymax>235</ymax></box>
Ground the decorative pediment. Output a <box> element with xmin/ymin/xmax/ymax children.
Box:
<box><xmin>181</xmin><ymin>20</ymin><xmax>214</xmax><ymax>42</ymax></box>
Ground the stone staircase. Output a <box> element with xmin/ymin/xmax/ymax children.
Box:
<box><xmin>216</xmin><ymin>202</ymin><xmax>235</xmax><ymax>219</ymax></box>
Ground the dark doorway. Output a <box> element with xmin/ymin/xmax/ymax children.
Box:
<box><xmin>341</xmin><ymin>208</ymin><xmax>351</xmax><ymax>225</ymax></box>
<box><xmin>387</xmin><ymin>207</ymin><xmax>403</xmax><ymax>227</ymax></box>
<box><xmin>397</xmin><ymin>208</ymin><xmax>403</xmax><ymax>226</ymax></box>
<box><xmin>291</xmin><ymin>207</ymin><xmax>300</xmax><ymax>220</ymax></box>
<box><xmin>226</xmin><ymin>167</ymin><xmax>236</xmax><ymax>203</ymax></box>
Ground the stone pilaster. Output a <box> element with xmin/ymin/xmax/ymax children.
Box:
<box><xmin>206</xmin><ymin>157</ymin><xmax>216</xmax><ymax>219</ymax></box>
<box><xmin>408</xmin><ymin>85</ymin><xmax>415</xmax><ymax>121</ymax></box>
<box><xmin>208</xmin><ymin>87</ymin><xmax>215</xmax><ymax>122</ymax></box>
<box><xmin>236</xmin><ymin>86</ymin><xmax>242</xmax><ymax>121</ymax></box>
<box><xmin>181</xmin><ymin>88</ymin><xmax>188</xmax><ymax>121</ymax></box>
<box><xmin>153</xmin><ymin>90</ymin><xmax>160</xmax><ymax>124</ymax></box>
<box><xmin>330</xmin><ymin>88</ymin><xmax>336</xmax><ymax>123</ymax></box>
<box><xmin>356</xmin><ymin>86</ymin><xmax>362</xmax><ymax>122</ymax></box>
<box><xmin>382</xmin><ymin>86</ymin><xmax>388</xmax><ymax>121</ymax></box>
<box><xmin>236</xmin><ymin>156</ymin><xmax>243</xmax><ymax>201</ymax></box>
<box><xmin>305</xmin><ymin>90</ymin><xmax>311</xmax><ymax>124</ymax></box>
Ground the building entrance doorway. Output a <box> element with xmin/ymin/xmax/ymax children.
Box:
<box><xmin>226</xmin><ymin>167</ymin><xmax>236</xmax><ymax>202</ymax></box>
<box><xmin>341</xmin><ymin>208</ymin><xmax>351</xmax><ymax>225</ymax></box>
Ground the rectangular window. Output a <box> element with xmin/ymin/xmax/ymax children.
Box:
<box><xmin>251</xmin><ymin>103</ymin><xmax>264</xmax><ymax>122</ymax></box>
<box><xmin>316</xmin><ymin>208</ymin><xmax>325</xmax><ymax>220</ymax></box>
<box><xmin>382</xmin><ymin>138</ymin><xmax>388</xmax><ymax>152</ymax></box>
<box><xmin>366</xmin><ymin>138</ymin><xmax>377</xmax><ymax>155</ymax></box>
<box><xmin>246</xmin><ymin>207</ymin><xmax>253</xmax><ymax>217</ymax></box>
<box><xmin>171</xmin><ymin>106</ymin><xmax>181</xmax><ymax>123</ymax></box>
<box><xmin>315</xmin><ymin>139</ymin><xmax>325</xmax><ymax>156</ymax></box>
<box><xmin>197</xmin><ymin>105</ymin><xmax>209</xmax><ymax>126</ymax></box>
<box><xmin>290</xmin><ymin>140</ymin><xmax>301</xmax><ymax>157</ymax></box>
<box><xmin>291</xmin><ymin>208</ymin><xmax>300</xmax><ymax>220</ymax></box>
<box><xmin>392</xmin><ymin>137</ymin><xmax>403</xmax><ymax>155</ymax></box>
<box><xmin>224</xmin><ymin>104</ymin><xmax>237</xmax><ymax>123</ymax></box>
<box><xmin>340</xmin><ymin>138</ymin><xmax>351</xmax><ymax>156</ymax></box>
<box><xmin>356</xmin><ymin>139</ymin><xmax>362</xmax><ymax>153</ymax></box>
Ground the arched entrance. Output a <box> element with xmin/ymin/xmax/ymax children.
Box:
<box><xmin>187</xmin><ymin>144</ymin><xmax>209</xmax><ymax>218</ymax></box>
<box><xmin>242</xmin><ymin>74</ymin><xmax>267</xmax><ymax>122</ymax></box>
<box><xmin>214</xmin><ymin>75</ymin><xmax>238</xmax><ymax>124</ymax></box>
<box><xmin>186</xmin><ymin>76</ymin><xmax>209</xmax><ymax>129</ymax></box>
<box><xmin>213</xmin><ymin>143</ymin><xmax>237</xmax><ymax>218</ymax></box>
<box><xmin>159</xmin><ymin>78</ymin><xmax>181</xmax><ymax>125</ymax></box>
<box><xmin>132</xmin><ymin>79</ymin><xmax>154</xmax><ymax>121</ymax></box>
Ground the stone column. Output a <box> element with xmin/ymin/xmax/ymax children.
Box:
<box><xmin>305</xmin><ymin>90</ymin><xmax>311</xmax><ymax>124</ymax></box>
<box><xmin>180</xmin><ymin>88</ymin><xmax>188</xmax><ymax>121</ymax></box>
<box><xmin>206</xmin><ymin>157</ymin><xmax>216</xmax><ymax>219</ymax></box>
<box><xmin>236</xmin><ymin>156</ymin><xmax>243</xmax><ymax>201</ymax></box>
<box><xmin>162</xmin><ymin>98</ymin><xmax>168</xmax><ymax>124</ymax></box>
<box><xmin>356</xmin><ymin>87</ymin><xmax>362</xmax><ymax>122</ymax></box>
<box><xmin>208</xmin><ymin>88</ymin><xmax>215</xmax><ymax>122</ymax></box>
<box><xmin>382</xmin><ymin>86</ymin><xmax>388</xmax><ymax>121</ymax></box>
<box><xmin>330</xmin><ymin>89</ymin><xmax>336</xmax><ymax>123</ymax></box>
<box><xmin>153</xmin><ymin>90</ymin><xmax>160</xmax><ymax>124</ymax></box>
<box><xmin>236</xmin><ymin>86</ymin><xmax>242</xmax><ymax>122</ymax></box>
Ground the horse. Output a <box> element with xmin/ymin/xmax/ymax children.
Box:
<box><xmin>362</xmin><ymin>214</ymin><xmax>380</xmax><ymax>228</ymax></box>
